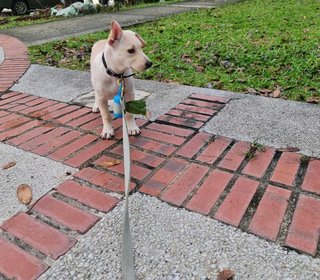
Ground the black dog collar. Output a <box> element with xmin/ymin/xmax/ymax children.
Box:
<box><xmin>102</xmin><ymin>53</ymin><xmax>135</xmax><ymax>79</ymax></box>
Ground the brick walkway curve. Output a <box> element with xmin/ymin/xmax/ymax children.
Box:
<box><xmin>0</xmin><ymin>35</ymin><xmax>319</xmax><ymax>279</ymax></box>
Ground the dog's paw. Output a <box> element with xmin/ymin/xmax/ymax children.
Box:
<box><xmin>92</xmin><ymin>106</ymin><xmax>100</xmax><ymax>113</ymax></box>
<box><xmin>100</xmin><ymin>127</ymin><xmax>114</xmax><ymax>139</ymax></box>
<box><xmin>128</xmin><ymin>125</ymin><xmax>141</xmax><ymax>136</ymax></box>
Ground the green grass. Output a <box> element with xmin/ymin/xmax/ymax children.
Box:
<box><xmin>29</xmin><ymin>0</ymin><xmax>320</xmax><ymax>102</ymax></box>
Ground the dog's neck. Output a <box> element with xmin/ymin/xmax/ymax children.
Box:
<box><xmin>103</xmin><ymin>48</ymin><xmax>130</xmax><ymax>76</ymax></box>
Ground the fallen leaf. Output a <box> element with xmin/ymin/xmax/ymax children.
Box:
<box><xmin>259</xmin><ymin>88</ymin><xmax>272</xmax><ymax>94</ymax></box>
<box><xmin>17</xmin><ymin>184</ymin><xmax>33</xmax><ymax>205</ymax></box>
<box><xmin>2</xmin><ymin>161</ymin><xmax>16</xmax><ymax>170</ymax></box>
<box><xmin>146</xmin><ymin>111</ymin><xmax>152</xmax><ymax>120</ymax></box>
<box><xmin>272</xmin><ymin>87</ymin><xmax>282</xmax><ymax>98</ymax></box>
<box><xmin>246</xmin><ymin>88</ymin><xmax>258</xmax><ymax>94</ymax></box>
<box><xmin>217</xmin><ymin>269</ymin><xmax>235</xmax><ymax>280</ymax></box>
<box><xmin>307</xmin><ymin>96</ymin><xmax>320</xmax><ymax>104</ymax></box>
<box><xmin>181</xmin><ymin>54</ymin><xmax>192</xmax><ymax>64</ymax></box>
<box><xmin>194</xmin><ymin>65</ymin><xmax>204</xmax><ymax>72</ymax></box>
<box><xmin>100</xmin><ymin>159</ymin><xmax>121</xmax><ymax>168</ymax></box>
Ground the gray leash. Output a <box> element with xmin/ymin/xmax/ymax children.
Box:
<box><xmin>120</xmin><ymin>86</ymin><xmax>136</xmax><ymax>280</ymax></box>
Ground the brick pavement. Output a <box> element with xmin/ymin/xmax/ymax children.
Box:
<box><xmin>0</xmin><ymin>35</ymin><xmax>319</xmax><ymax>279</ymax></box>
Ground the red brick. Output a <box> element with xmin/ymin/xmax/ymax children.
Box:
<box><xmin>140</xmin><ymin>128</ymin><xmax>186</xmax><ymax>145</ymax></box>
<box><xmin>75</xmin><ymin>167</ymin><xmax>136</xmax><ymax>193</ymax></box>
<box><xmin>0</xmin><ymin>91</ymin><xmax>21</xmax><ymax>99</ymax></box>
<box><xmin>183</xmin><ymin>98</ymin><xmax>224</xmax><ymax>109</ymax></box>
<box><xmin>218</xmin><ymin>141</ymin><xmax>250</xmax><ymax>171</ymax></box>
<box><xmin>7</xmin><ymin>125</ymin><xmax>55</xmax><ymax>146</ymax></box>
<box><xmin>0</xmin><ymin>113</ymin><xmax>19</xmax><ymax>125</ymax></box>
<box><xmin>270</xmin><ymin>152</ymin><xmax>301</xmax><ymax>186</ymax></box>
<box><xmin>11</xmin><ymin>95</ymin><xmax>38</xmax><ymax>105</ymax></box>
<box><xmin>157</xmin><ymin>115</ymin><xmax>204</xmax><ymax>129</ymax></box>
<box><xmin>0</xmin><ymin>238</ymin><xmax>48</xmax><ymax>280</ymax></box>
<box><xmin>176</xmin><ymin>132</ymin><xmax>211</xmax><ymax>159</ymax></box>
<box><xmin>95</xmin><ymin>155</ymin><xmax>151</xmax><ymax>181</ymax></box>
<box><xmin>0</xmin><ymin>111</ymin><xmax>10</xmax><ymax>118</ymax></box>
<box><xmin>0</xmin><ymin>93</ymin><xmax>28</xmax><ymax>106</ymax></box>
<box><xmin>32</xmin><ymin>195</ymin><xmax>100</xmax><ymax>233</ymax></box>
<box><xmin>55</xmin><ymin>108</ymin><xmax>92</xmax><ymax>124</ymax></box>
<box><xmin>249</xmin><ymin>185</ymin><xmax>291</xmax><ymax>241</ymax></box>
<box><xmin>32</xmin><ymin>130</ymin><xmax>82</xmax><ymax>156</ymax></box>
<box><xmin>0</xmin><ymin>116</ymin><xmax>30</xmax><ymax>131</ymax></box>
<box><xmin>0</xmin><ymin>119</ymin><xmax>43</xmax><ymax>141</ymax></box>
<box><xmin>30</xmin><ymin>102</ymin><xmax>68</xmax><ymax>118</ymax></box>
<box><xmin>130</xmin><ymin>136</ymin><xmax>177</xmax><ymax>156</ymax></box>
<box><xmin>40</xmin><ymin>105</ymin><xmax>80</xmax><ymax>121</ymax></box>
<box><xmin>21</xmin><ymin>100</ymin><xmax>58</xmax><ymax>114</ymax></box>
<box><xmin>24</xmin><ymin>97</ymin><xmax>48</xmax><ymax>107</ymax></box>
<box><xmin>214</xmin><ymin>177</ymin><xmax>259</xmax><ymax>226</ymax></box>
<box><xmin>167</xmin><ymin>109</ymin><xmax>211</xmax><ymax>122</ymax></box>
<box><xmin>242</xmin><ymin>147</ymin><xmax>275</xmax><ymax>178</ymax></box>
<box><xmin>190</xmin><ymin>93</ymin><xmax>229</xmax><ymax>103</ymax></box>
<box><xmin>285</xmin><ymin>195</ymin><xmax>320</xmax><ymax>255</ymax></box>
<box><xmin>301</xmin><ymin>159</ymin><xmax>320</xmax><ymax>195</ymax></box>
<box><xmin>80</xmin><ymin>117</ymin><xmax>103</xmax><ymax>131</ymax></box>
<box><xmin>19</xmin><ymin>127</ymin><xmax>69</xmax><ymax>151</ymax></box>
<box><xmin>161</xmin><ymin>163</ymin><xmax>209</xmax><ymax>206</ymax></box>
<box><xmin>65</xmin><ymin>140</ymin><xmax>116</xmax><ymax>168</ymax></box>
<box><xmin>140</xmin><ymin>158</ymin><xmax>188</xmax><ymax>196</ymax></box>
<box><xmin>146</xmin><ymin>123</ymin><xmax>193</xmax><ymax>137</ymax></box>
<box><xmin>1</xmin><ymin>213</ymin><xmax>77</xmax><ymax>260</ymax></box>
<box><xmin>186</xmin><ymin>170</ymin><xmax>233</xmax><ymax>215</ymax></box>
<box><xmin>48</xmin><ymin>134</ymin><xmax>97</xmax><ymax>161</ymax></box>
<box><xmin>197</xmin><ymin>137</ymin><xmax>232</xmax><ymax>164</ymax></box>
<box><xmin>56</xmin><ymin>180</ymin><xmax>119</xmax><ymax>212</ymax></box>
<box><xmin>110</xmin><ymin>144</ymin><xmax>165</xmax><ymax>168</ymax></box>
<box><xmin>67</xmin><ymin>112</ymin><xmax>100</xmax><ymax>127</ymax></box>
<box><xmin>175</xmin><ymin>103</ymin><xmax>217</xmax><ymax>116</ymax></box>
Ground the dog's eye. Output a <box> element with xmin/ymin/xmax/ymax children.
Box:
<box><xmin>127</xmin><ymin>48</ymin><xmax>135</xmax><ymax>54</ymax></box>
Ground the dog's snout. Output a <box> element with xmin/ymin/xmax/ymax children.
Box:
<box><xmin>145</xmin><ymin>60</ymin><xmax>152</xmax><ymax>69</ymax></box>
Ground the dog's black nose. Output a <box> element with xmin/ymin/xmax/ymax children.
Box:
<box><xmin>145</xmin><ymin>60</ymin><xmax>153</xmax><ymax>69</ymax></box>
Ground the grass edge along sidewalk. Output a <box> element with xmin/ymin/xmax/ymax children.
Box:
<box><xmin>29</xmin><ymin>0</ymin><xmax>320</xmax><ymax>103</ymax></box>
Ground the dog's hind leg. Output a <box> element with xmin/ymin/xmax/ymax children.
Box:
<box><xmin>92</xmin><ymin>92</ymin><xmax>100</xmax><ymax>113</ymax></box>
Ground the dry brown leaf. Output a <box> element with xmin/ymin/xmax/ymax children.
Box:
<box><xmin>2</xmin><ymin>161</ymin><xmax>16</xmax><ymax>170</ymax></box>
<box><xmin>272</xmin><ymin>87</ymin><xmax>282</xmax><ymax>98</ymax></box>
<box><xmin>307</xmin><ymin>96</ymin><xmax>320</xmax><ymax>104</ymax></box>
<box><xmin>217</xmin><ymin>269</ymin><xmax>235</xmax><ymax>280</ymax></box>
<box><xmin>17</xmin><ymin>184</ymin><xmax>33</xmax><ymax>205</ymax></box>
<box><xmin>100</xmin><ymin>159</ymin><xmax>121</xmax><ymax>168</ymax></box>
<box><xmin>259</xmin><ymin>88</ymin><xmax>272</xmax><ymax>94</ymax></box>
<box><xmin>195</xmin><ymin>65</ymin><xmax>204</xmax><ymax>72</ymax></box>
<box><xmin>246</xmin><ymin>88</ymin><xmax>258</xmax><ymax>94</ymax></box>
<box><xmin>146</xmin><ymin>111</ymin><xmax>152</xmax><ymax>120</ymax></box>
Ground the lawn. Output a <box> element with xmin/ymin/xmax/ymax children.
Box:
<box><xmin>29</xmin><ymin>0</ymin><xmax>320</xmax><ymax>102</ymax></box>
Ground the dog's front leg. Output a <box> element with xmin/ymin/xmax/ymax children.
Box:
<box><xmin>97</xmin><ymin>96</ymin><xmax>114</xmax><ymax>139</ymax></box>
<box><xmin>124</xmin><ymin>91</ymin><xmax>141</xmax><ymax>136</ymax></box>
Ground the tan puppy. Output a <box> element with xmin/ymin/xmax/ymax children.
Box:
<box><xmin>90</xmin><ymin>21</ymin><xmax>152</xmax><ymax>139</ymax></box>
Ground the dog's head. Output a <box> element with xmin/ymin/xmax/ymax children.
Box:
<box><xmin>106</xmin><ymin>21</ymin><xmax>152</xmax><ymax>72</ymax></box>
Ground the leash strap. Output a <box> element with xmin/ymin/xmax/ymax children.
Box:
<box><xmin>120</xmin><ymin>80</ymin><xmax>136</xmax><ymax>280</ymax></box>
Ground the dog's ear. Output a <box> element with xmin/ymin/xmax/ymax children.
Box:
<box><xmin>135</xmin><ymin>33</ymin><xmax>146</xmax><ymax>48</ymax></box>
<box><xmin>108</xmin><ymin>21</ymin><xmax>123</xmax><ymax>46</ymax></box>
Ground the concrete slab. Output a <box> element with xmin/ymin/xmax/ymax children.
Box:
<box><xmin>40</xmin><ymin>193</ymin><xmax>320</xmax><ymax>279</ymax></box>
<box><xmin>0</xmin><ymin>143</ymin><xmax>77</xmax><ymax>224</ymax></box>
<box><xmin>202</xmin><ymin>93</ymin><xmax>320</xmax><ymax>158</ymax></box>
<box><xmin>11</xmin><ymin>65</ymin><xmax>92</xmax><ymax>102</ymax></box>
